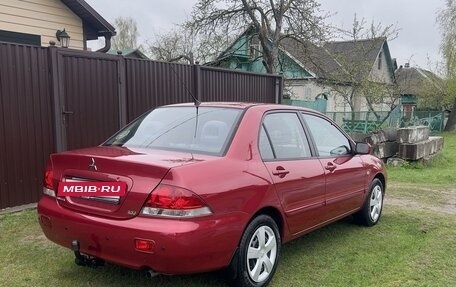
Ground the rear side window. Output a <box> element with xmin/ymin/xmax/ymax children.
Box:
<box><xmin>260</xmin><ymin>113</ymin><xmax>311</xmax><ymax>160</ymax></box>
<box><xmin>302</xmin><ymin>113</ymin><xmax>351</xmax><ymax>157</ymax></box>
<box><xmin>259</xmin><ymin>125</ymin><xmax>274</xmax><ymax>160</ymax></box>
<box><xmin>105</xmin><ymin>107</ymin><xmax>242</xmax><ymax>156</ymax></box>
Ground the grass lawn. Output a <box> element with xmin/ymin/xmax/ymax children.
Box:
<box><xmin>1</xmin><ymin>134</ymin><xmax>455</xmax><ymax>287</ymax></box>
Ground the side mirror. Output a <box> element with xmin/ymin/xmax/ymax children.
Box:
<box><xmin>355</xmin><ymin>142</ymin><xmax>371</xmax><ymax>155</ymax></box>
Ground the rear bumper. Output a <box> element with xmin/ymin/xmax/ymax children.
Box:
<box><xmin>37</xmin><ymin>196</ymin><xmax>247</xmax><ymax>275</ymax></box>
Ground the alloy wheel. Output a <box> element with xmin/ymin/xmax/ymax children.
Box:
<box><xmin>369</xmin><ymin>184</ymin><xmax>383</xmax><ymax>222</ymax></box>
<box><xmin>246</xmin><ymin>225</ymin><xmax>278</xmax><ymax>283</ymax></box>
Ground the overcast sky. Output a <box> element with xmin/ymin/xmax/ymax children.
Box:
<box><xmin>86</xmin><ymin>0</ymin><xmax>446</xmax><ymax>70</ymax></box>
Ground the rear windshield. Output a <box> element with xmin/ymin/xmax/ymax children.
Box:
<box><xmin>104</xmin><ymin>106</ymin><xmax>243</xmax><ymax>156</ymax></box>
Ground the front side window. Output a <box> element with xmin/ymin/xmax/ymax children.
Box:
<box><xmin>302</xmin><ymin>114</ymin><xmax>351</xmax><ymax>157</ymax></box>
<box><xmin>260</xmin><ymin>113</ymin><xmax>311</xmax><ymax>160</ymax></box>
<box><xmin>105</xmin><ymin>107</ymin><xmax>242</xmax><ymax>156</ymax></box>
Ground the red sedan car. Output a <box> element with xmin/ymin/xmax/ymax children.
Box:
<box><xmin>38</xmin><ymin>103</ymin><xmax>386</xmax><ymax>287</ymax></box>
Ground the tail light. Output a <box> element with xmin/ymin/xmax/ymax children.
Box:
<box><xmin>140</xmin><ymin>184</ymin><xmax>212</xmax><ymax>218</ymax></box>
<box><xmin>43</xmin><ymin>159</ymin><xmax>56</xmax><ymax>197</ymax></box>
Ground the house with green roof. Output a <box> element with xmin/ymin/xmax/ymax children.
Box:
<box><xmin>208</xmin><ymin>26</ymin><xmax>396</xmax><ymax>113</ymax></box>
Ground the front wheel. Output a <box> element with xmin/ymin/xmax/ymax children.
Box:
<box><xmin>231</xmin><ymin>215</ymin><xmax>281</xmax><ymax>287</ymax></box>
<box><xmin>355</xmin><ymin>178</ymin><xmax>384</xmax><ymax>226</ymax></box>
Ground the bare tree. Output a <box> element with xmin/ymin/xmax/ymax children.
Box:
<box><xmin>336</xmin><ymin>14</ymin><xmax>399</xmax><ymax>42</ymax></box>
<box><xmin>323</xmin><ymin>15</ymin><xmax>401</xmax><ymax>120</ymax></box>
<box><xmin>186</xmin><ymin>0</ymin><xmax>329</xmax><ymax>74</ymax></box>
<box><xmin>438</xmin><ymin>0</ymin><xmax>456</xmax><ymax>131</ymax></box>
<box><xmin>111</xmin><ymin>17</ymin><xmax>141</xmax><ymax>51</ymax></box>
<box><xmin>146</xmin><ymin>26</ymin><xmax>234</xmax><ymax>64</ymax></box>
<box><xmin>146</xmin><ymin>28</ymin><xmax>194</xmax><ymax>63</ymax></box>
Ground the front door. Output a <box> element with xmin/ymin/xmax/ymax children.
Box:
<box><xmin>301</xmin><ymin>113</ymin><xmax>367</xmax><ymax>221</ymax></box>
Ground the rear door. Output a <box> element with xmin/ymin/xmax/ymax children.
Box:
<box><xmin>260</xmin><ymin>112</ymin><xmax>326</xmax><ymax>235</ymax></box>
<box><xmin>301</xmin><ymin>113</ymin><xmax>367</xmax><ymax>220</ymax></box>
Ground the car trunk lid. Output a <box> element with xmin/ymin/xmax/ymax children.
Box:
<box><xmin>51</xmin><ymin>146</ymin><xmax>207</xmax><ymax>219</ymax></box>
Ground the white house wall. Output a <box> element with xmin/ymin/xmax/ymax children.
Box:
<box><xmin>369</xmin><ymin>44</ymin><xmax>394</xmax><ymax>84</ymax></box>
<box><xmin>0</xmin><ymin>0</ymin><xmax>84</xmax><ymax>49</ymax></box>
<box><xmin>285</xmin><ymin>80</ymin><xmax>391</xmax><ymax>113</ymax></box>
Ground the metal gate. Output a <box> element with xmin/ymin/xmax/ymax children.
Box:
<box><xmin>52</xmin><ymin>49</ymin><xmax>125</xmax><ymax>150</ymax></box>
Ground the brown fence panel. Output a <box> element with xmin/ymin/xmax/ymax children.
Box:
<box><xmin>125</xmin><ymin>59</ymin><xmax>195</xmax><ymax>121</ymax></box>
<box><xmin>125</xmin><ymin>60</ymin><xmax>282</xmax><ymax>121</ymax></box>
<box><xmin>0</xmin><ymin>43</ymin><xmax>54</xmax><ymax>209</ymax></box>
<box><xmin>200</xmin><ymin>66</ymin><xmax>279</xmax><ymax>103</ymax></box>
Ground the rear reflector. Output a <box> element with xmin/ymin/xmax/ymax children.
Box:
<box><xmin>43</xmin><ymin>187</ymin><xmax>56</xmax><ymax>197</ymax></box>
<box><xmin>134</xmin><ymin>239</ymin><xmax>155</xmax><ymax>253</ymax></box>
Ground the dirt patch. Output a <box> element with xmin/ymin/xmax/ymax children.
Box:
<box><xmin>386</xmin><ymin>190</ymin><xmax>456</xmax><ymax>215</ymax></box>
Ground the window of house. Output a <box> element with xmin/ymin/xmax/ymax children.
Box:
<box><xmin>0</xmin><ymin>30</ymin><xmax>41</xmax><ymax>46</ymax></box>
<box><xmin>378</xmin><ymin>51</ymin><xmax>383</xmax><ymax>70</ymax></box>
<box><xmin>249</xmin><ymin>35</ymin><xmax>261</xmax><ymax>59</ymax></box>
<box><xmin>304</xmin><ymin>87</ymin><xmax>312</xmax><ymax>100</ymax></box>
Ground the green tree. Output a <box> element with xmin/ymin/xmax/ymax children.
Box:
<box><xmin>438</xmin><ymin>0</ymin><xmax>456</xmax><ymax>131</ymax></box>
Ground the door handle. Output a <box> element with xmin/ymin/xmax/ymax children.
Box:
<box><xmin>272</xmin><ymin>166</ymin><xmax>289</xmax><ymax>177</ymax></box>
<box><xmin>62</xmin><ymin>110</ymin><xmax>74</xmax><ymax>115</ymax></box>
<box><xmin>325</xmin><ymin>163</ymin><xmax>337</xmax><ymax>172</ymax></box>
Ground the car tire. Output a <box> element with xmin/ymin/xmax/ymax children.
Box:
<box><xmin>230</xmin><ymin>215</ymin><xmax>281</xmax><ymax>287</ymax></box>
<box><xmin>355</xmin><ymin>178</ymin><xmax>384</xmax><ymax>226</ymax></box>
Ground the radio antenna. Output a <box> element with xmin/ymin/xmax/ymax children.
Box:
<box><xmin>168</xmin><ymin>62</ymin><xmax>201</xmax><ymax>106</ymax></box>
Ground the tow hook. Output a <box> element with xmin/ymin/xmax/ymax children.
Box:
<box><xmin>71</xmin><ymin>240</ymin><xmax>104</xmax><ymax>268</ymax></box>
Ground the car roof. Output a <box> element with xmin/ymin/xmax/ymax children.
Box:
<box><xmin>163</xmin><ymin>102</ymin><xmax>318</xmax><ymax>113</ymax></box>
<box><xmin>164</xmin><ymin>102</ymin><xmax>258</xmax><ymax>109</ymax></box>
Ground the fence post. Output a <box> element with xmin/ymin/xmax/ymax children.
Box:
<box><xmin>117</xmin><ymin>55</ymin><xmax>127</xmax><ymax>126</ymax></box>
<box><xmin>275</xmin><ymin>76</ymin><xmax>282</xmax><ymax>104</ymax></box>
<box><xmin>48</xmin><ymin>46</ymin><xmax>65</xmax><ymax>152</ymax></box>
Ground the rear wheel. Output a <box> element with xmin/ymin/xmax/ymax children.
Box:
<box><xmin>355</xmin><ymin>178</ymin><xmax>384</xmax><ymax>226</ymax></box>
<box><xmin>231</xmin><ymin>215</ymin><xmax>281</xmax><ymax>287</ymax></box>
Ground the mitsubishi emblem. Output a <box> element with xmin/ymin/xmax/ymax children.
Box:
<box><xmin>88</xmin><ymin>158</ymin><xmax>98</xmax><ymax>171</ymax></box>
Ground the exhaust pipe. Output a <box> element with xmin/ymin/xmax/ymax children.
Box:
<box><xmin>145</xmin><ymin>269</ymin><xmax>159</xmax><ymax>278</ymax></box>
